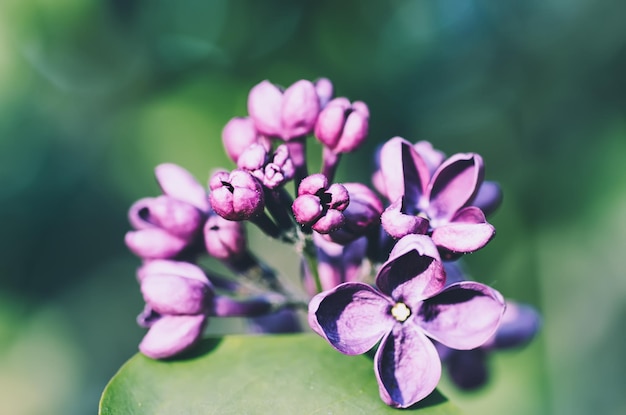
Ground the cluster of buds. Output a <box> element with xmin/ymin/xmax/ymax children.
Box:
<box><xmin>124</xmin><ymin>77</ymin><xmax>539</xmax><ymax>408</ymax></box>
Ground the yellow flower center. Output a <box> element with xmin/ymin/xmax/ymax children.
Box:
<box><xmin>391</xmin><ymin>302</ymin><xmax>411</xmax><ymax>322</ymax></box>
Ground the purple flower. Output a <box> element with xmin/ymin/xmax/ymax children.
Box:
<box><xmin>221</xmin><ymin>116</ymin><xmax>271</xmax><ymax>163</ymax></box>
<box><xmin>378</xmin><ymin>137</ymin><xmax>496</xmax><ymax>256</ymax></box>
<box><xmin>438</xmin><ymin>301</ymin><xmax>541</xmax><ymax>390</ymax></box>
<box><xmin>308</xmin><ymin>234</ymin><xmax>505</xmax><ymax>408</ymax></box>
<box><xmin>292</xmin><ymin>174</ymin><xmax>350</xmax><ymax>234</ymax></box>
<box><xmin>209</xmin><ymin>169</ymin><xmax>265</xmax><ymax>221</ymax></box>
<box><xmin>315</xmin><ymin>97</ymin><xmax>369</xmax><ymax>154</ymax></box>
<box><xmin>125</xmin><ymin>164</ymin><xmax>209</xmax><ymax>259</ymax></box>
<box><xmin>137</xmin><ymin>260</ymin><xmax>213</xmax><ymax>359</ymax></box>
<box><xmin>247</xmin><ymin>79</ymin><xmax>320</xmax><ymax>141</ymax></box>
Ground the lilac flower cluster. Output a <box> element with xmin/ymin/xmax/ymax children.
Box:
<box><xmin>124</xmin><ymin>77</ymin><xmax>539</xmax><ymax>408</ymax></box>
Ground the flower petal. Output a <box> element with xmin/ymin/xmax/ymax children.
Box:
<box><xmin>491</xmin><ymin>301</ymin><xmax>541</xmax><ymax>349</ymax></box>
<box><xmin>137</xmin><ymin>259</ymin><xmax>210</xmax><ymax>284</ymax></box>
<box><xmin>471</xmin><ymin>180</ymin><xmax>502</xmax><ymax>217</ymax></box>
<box><xmin>375</xmin><ymin>323</ymin><xmax>442</xmax><ymax>408</ymax></box>
<box><xmin>376</xmin><ymin>235</ymin><xmax>445</xmax><ymax>305</ymax></box>
<box><xmin>308</xmin><ymin>282</ymin><xmax>393</xmax><ymax>355</ymax></box>
<box><xmin>417</xmin><ymin>281</ymin><xmax>505</xmax><ymax>350</ymax></box>
<box><xmin>154</xmin><ymin>163</ymin><xmax>209</xmax><ymax>212</ymax></box>
<box><xmin>431</xmin><ymin>208</ymin><xmax>495</xmax><ymax>253</ymax></box>
<box><xmin>281</xmin><ymin>80</ymin><xmax>320</xmax><ymax>140</ymax></box>
<box><xmin>124</xmin><ymin>228</ymin><xmax>188</xmax><ymax>259</ymax></box>
<box><xmin>427</xmin><ymin>153</ymin><xmax>483</xmax><ymax>221</ymax></box>
<box><xmin>379</xmin><ymin>137</ymin><xmax>430</xmax><ymax>209</ymax></box>
<box><xmin>141</xmin><ymin>274</ymin><xmax>211</xmax><ymax>315</ymax></box>
<box><xmin>247</xmin><ymin>80</ymin><xmax>283</xmax><ymax>137</ymax></box>
<box><xmin>139</xmin><ymin>314</ymin><xmax>207</xmax><ymax>359</ymax></box>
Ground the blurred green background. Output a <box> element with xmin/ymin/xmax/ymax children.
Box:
<box><xmin>1</xmin><ymin>0</ymin><xmax>625</xmax><ymax>414</ymax></box>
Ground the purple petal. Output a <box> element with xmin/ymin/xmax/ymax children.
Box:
<box><xmin>154</xmin><ymin>163</ymin><xmax>209</xmax><ymax>212</ymax></box>
<box><xmin>281</xmin><ymin>80</ymin><xmax>320</xmax><ymax>140</ymax></box>
<box><xmin>314</xmin><ymin>77</ymin><xmax>334</xmax><ymax>108</ymax></box>
<box><xmin>203</xmin><ymin>213</ymin><xmax>247</xmax><ymax>261</ymax></box>
<box><xmin>125</xmin><ymin>228</ymin><xmax>188</xmax><ymax>259</ymax></box>
<box><xmin>326</xmin><ymin>183</ymin><xmax>350</xmax><ymax>211</ymax></box>
<box><xmin>426</xmin><ymin>153</ymin><xmax>484</xmax><ymax>222</ymax></box>
<box><xmin>137</xmin><ymin>260</ymin><xmax>210</xmax><ymax>284</ymax></box>
<box><xmin>311</xmin><ymin>209</ymin><xmax>345</xmax><ymax>234</ymax></box>
<box><xmin>298</xmin><ymin>173</ymin><xmax>328</xmax><ymax>196</ymax></box>
<box><xmin>431</xmin><ymin>208</ymin><xmax>495</xmax><ymax>253</ymax></box>
<box><xmin>491</xmin><ymin>301</ymin><xmax>541</xmax><ymax>349</ymax></box>
<box><xmin>417</xmin><ymin>281</ymin><xmax>505</xmax><ymax>350</ymax></box>
<box><xmin>141</xmin><ymin>274</ymin><xmax>211</xmax><ymax>315</ymax></box>
<box><xmin>222</xmin><ymin>117</ymin><xmax>271</xmax><ymax>163</ymax></box>
<box><xmin>375</xmin><ymin>323</ymin><xmax>442</xmax><ymax>408</ymax></box>
<box><xmin>292</xmin><ymin>194</ymin><xmax>323</xmax><ymax>224</ymax></box>
<box><xmin>314</xmin><ymin>98</ymin><xmax>349</xmax><ymax>149</ymax></box>
<box><xmin>379</xmin><ymin>137</ymin><xmax>430</xmax><ymax>209</ymax></box>
<box><xmin>376</xmin><ymin>235</ymin><xmax>445</xmax><ymax>304</ymax></box>
<box><xmin>237</xmin><ymin>142</ymin><xmax>269</xmax><ymax>171</ymax></box>
<box><xmin>471</xmin><ymin>180</ymin><xmax>503</xmax><ymax>217</ymax></box>
<box><xmin>139</xmin><ymin>314</ymin><xmax>207</xmax><ymax>359</ymax></box>
<box><xmin>380</xmin><ymin>198</ymin><xmax>429</xmax><ymax>239</ymax></box>
<box><xmin>144</xmin><ymin>196</ymin><xmax>204</xmax><ymax>239</ymax></box>
<box><xmin>308</xmin><ymin>282</ymin><xmax>394</xmax><ymax>355</ymax></box>
<box><xmin>445</xmin><ymin>348</ymin><xmax>489</xmax><ymax>390</ymax></box>
<box><xmin>247</xmin><ymin>80</ymin><xmax>283</xmax><ymax>137</ymax></box>
<box><xmin>413</xmin><ymin>141</ymin><xmax>445</xmax><ymax>175</ymax></box>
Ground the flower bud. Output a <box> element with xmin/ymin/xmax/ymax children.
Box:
<box><xmin>139</xmin><ymin>314</ymin><xmax>207</xmax><ymax>359</ymax></box>
<box><xmin>314</xmin><ymin>77</ymin><xmax>334</xmax><ymax>109</ymax></box>
<box><xmin>247</xmin><ymin>79</ymin><xmax>320</xmax><ymax>141</ymax></box>
<box><xmin>209</xmin><ymin>169</ymin><xmax>265</xmax><ymax>221</ymax></box>
<box><xmin>222</xmin><ymin>117</ymin><xmax>271</xmax><ymax>163</ymax></box>
<box><xmin>125</xmin><ymin>228</ymin><xmax>188</xmax><ymax>259</ymax></box>
<box><xmin>203</xmin><ymin>212</ymin><xmax>247</xmax><ymax>261</ymax></box>
<box><xmin>315</xmin><ymin>97</ymin><xmax>369</xmax><ymax>153</ymax></box>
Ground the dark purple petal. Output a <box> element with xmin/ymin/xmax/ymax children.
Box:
<box><xmin>374</xmin><ymin>323</ymin><xmax>442</xmax><ymax>408</ymax></box>
<box><xmin>445</xmin><ymin>348</ymin><xmax>489</xmax><ymax>390</ymax></box>
<box><xmin>381</xmin><ymin>198</ymin><xmax>430</xmax><ymax>239</ymax></box>
<box><xmin>308</xmin><ymin>282</ymin><xmax>394</xmax><ymax>355</ymax></box>
<box><xmin>413</xmin><ymin>141</ymin><xmax>445</xmax><ymax>175</ymax></box>
<box><xmin>426</xmin><ymin>153</ymin><xmax>484</xmax><ymax>222</ymax></box>
<box><xmin>125</xmin><ymin>229</ymin><xmax>188</xmax><ymax>259</ymax></box>
<box><xmin>376</xmin><ymin>235</ymin><xmax>445</xmax><ymax>305</ymax></box>
<box><xmin>247</xmin><ymin>80</ymin><xmax>283</xmax><ymax>137</ymax></box>
<box><xmin>471</xmin><ymin>180</ymin><xmax>503</xmax><ymax>217</ymax></box>
<box><xmin>491</xmin><ymin>301</ymin><xmax>541</xmax><ymax>349</ymax></box>
<box><xmin>431</xmin><ymin>207</ymin><xmax>495</xmax><ymax>253</ymax></box>
<box><xmin>281</xmin><ymin>80</ymin><xmax>320</xmax><ymax>140</ymax></box>
<box><xmin>417</xmin><ymin>281</ymin><xmax>505</xmax><ymax>350</ymax></box>
<box><xmin>379</xmin><ymin>137</ymin><xmax>430</xmax><ymax>209</ymax></box>
<box><xmin>141</xmin><ymin>274</ymin><xmax>211</xmax><ymax>315</ymax></box>
<box><xmin>139</xmin><ymin>314</ymin><xmax>207</xmax><ymax>359</ymax></box>
<box><xmin>154</xmin><ymin>163</ymin><xmax>209</xmax><ymax>212</ymax></box>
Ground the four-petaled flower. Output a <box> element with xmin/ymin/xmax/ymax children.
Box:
<box><xmin>308</xmin><ymin>234</ymin><xmax>505</xmax><ymax>408</ymax></box>
<box><xmin>378</xmin><ymin>137</ymin><xmax>497</xmax><ymax>257</ymax></box>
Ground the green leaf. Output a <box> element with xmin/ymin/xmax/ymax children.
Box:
<box><xmin>100</xmin><ymin>334</ymin><xmax>462</xmax><ymax>414</ymax></box>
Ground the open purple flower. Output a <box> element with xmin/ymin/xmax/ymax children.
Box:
<box><xmin>308</xmin><ymin>234</ymin><xmax>505</xmax><ymax>408</ymax></box>
<box><xmin>378</xmin><ymin>137</ymin><xmax>496</xmax><ymax>256</ymax></box>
